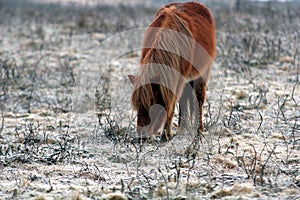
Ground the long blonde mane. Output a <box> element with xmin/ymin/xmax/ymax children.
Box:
<box><xmin>131</xmin><ymin>6</ymin><xmax>194</xmax><ymax>112</ymax></box>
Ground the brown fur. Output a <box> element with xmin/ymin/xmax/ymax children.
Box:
<box><xmin>129</xmin><ymin>2</ymin><xmax>216</xmax><ymax>141</ymax></box>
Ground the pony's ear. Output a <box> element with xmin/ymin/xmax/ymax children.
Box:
<box><xmin>128</xmin><ymin>75</ymin><xmax>136</xmax><ymax>84</ymax></box>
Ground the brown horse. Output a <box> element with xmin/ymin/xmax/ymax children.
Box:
<box><xmin>128</xmin><ymin>2</ymin><xmax>216</xmax><ymax>141</ymax></box>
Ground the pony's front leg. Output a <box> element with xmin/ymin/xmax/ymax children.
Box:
<box><xmin>161</xmin><ymin>106</ymin><xmax>175</xmax><ymax>141</ymax></box>
<box><xmin>161</xmin><ymin>118</ymin><xmax>172</xmax><ymax>141</ymax></box>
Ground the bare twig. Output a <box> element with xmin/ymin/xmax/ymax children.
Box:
<box><xmin>158</xmin><ymin>167</ymin><xmax>170</xmax><ymax>200</ymax></box>
<box><xmin>255</xmin><ymin>109</ymin><xmax>263</xmax><ymax>134</ymax></box>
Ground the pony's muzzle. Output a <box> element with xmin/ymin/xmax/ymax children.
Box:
<box><xmin>136</xmin><ymin>104</ymin><xmax>167</xmax><ymax>138</ymax></box>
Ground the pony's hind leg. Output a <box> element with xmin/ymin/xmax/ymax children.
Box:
<box><xmin>194</xmin><ymin>77</ymin><xmax>206</xmax><ymax>133</ymax></box>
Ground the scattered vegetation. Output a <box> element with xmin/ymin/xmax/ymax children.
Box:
<box><xmin>0</xmin><ymin>0</ymin><xmax>299</xmax><ymax>199</ymax></box>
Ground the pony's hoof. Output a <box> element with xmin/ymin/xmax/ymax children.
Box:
<box><xmin>131</xmin><ymin>137</ymin><xmax>148</xmax><ymax>144</ymax></box>
<box><xmin>160</xmin><ymin>134</ymin><xmax>173</xmax><ymax>142</ymax></box>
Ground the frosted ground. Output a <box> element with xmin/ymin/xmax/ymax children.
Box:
<box><xmin>0</xmin><ymin>0</ymin><xmax>299</xmax><ymax>199</ymax></box>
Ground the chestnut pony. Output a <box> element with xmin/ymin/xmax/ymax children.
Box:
<box><xmin>129</xmin><ymin>2</ymin><xmax>216</xmax><ymax>141</ymax></box>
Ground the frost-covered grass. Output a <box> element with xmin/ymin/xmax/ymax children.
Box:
<box><xmin>0</xmin><ymin>0</ymin><xmax>299</xmax><ymax>199</ymax></box>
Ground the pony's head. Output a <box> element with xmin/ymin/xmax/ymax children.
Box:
<box><xmin>128</xmin><ymin>74</ymin><xmax>168</xmax><ymax>138</ymax></box>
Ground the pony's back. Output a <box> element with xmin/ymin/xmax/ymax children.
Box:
<box><xmin>141</xmin><ymin>2</ymin><xmax>216</xmax><ymax>80</ymax></box>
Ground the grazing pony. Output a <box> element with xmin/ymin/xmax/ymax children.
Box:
<box><xmin>128</xmin><ymin>2</ymin><xmax>216</xmax><ymax>141</ymax></box>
